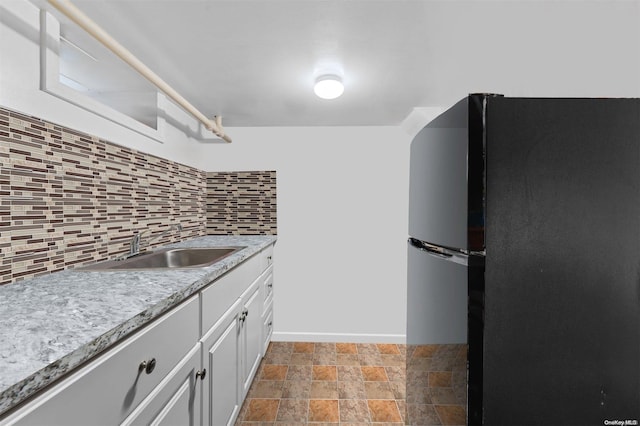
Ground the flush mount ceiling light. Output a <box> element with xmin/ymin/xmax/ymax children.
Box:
<box><xmin>314</xmin><ymin>75</ymin><xmax>344</xmax><ymax>100</ymax></box>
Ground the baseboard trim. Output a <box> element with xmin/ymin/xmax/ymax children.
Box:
<box><xmin>271</xmin><ymin>332</ymin><xmax>406</xmax><ymax>344</ymax></box>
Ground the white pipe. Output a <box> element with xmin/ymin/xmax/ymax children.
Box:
<box><xmin>47</xmin><ymin>0</ymin><xmax>232</xmax><ymax>143</ymax></box>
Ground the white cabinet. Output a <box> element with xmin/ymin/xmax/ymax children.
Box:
<box><xmin>200</xmin><ymin>299</ymin><xmax>242</xmax><ymax>426</ymax></box>
<box><xmin>239</xmin><ymin>277</ymin><xmax>263</xmax><ymax>400</ymax></box>
<box><xmin>1</xmin><ymin>243</ymin><xmax>275</xmax><ymax>426</ymax></box>
<box><xmin>261</xmin><ymin>265</ymin><xmax>275</xmax><ymax>356</ymax></box>
<box><xmin>262</xmin><ymin>266</ymin><xmax>274</xmax><ymax>309</ymax></box>
<box><xmin>199</xmin><ymin>245</ymin><xmax>274</xmax><ymax>425</ymax></box>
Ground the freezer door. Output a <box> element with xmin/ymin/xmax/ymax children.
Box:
<box><xmin>407</xmin><ymin>240</ymin><xmax>467</xmax><ymax>345</ymax></box>
<box><xmin>408</xmin><ymin>99</ymin><xmax>469</xmax><ymax>250</ymax></box>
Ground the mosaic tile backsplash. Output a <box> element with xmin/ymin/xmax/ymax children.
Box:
<box><xmin>206</xmin><ymin>171</ymin><xmax>277</xmax><ymax>235</ymax></box>
<box><xmin>0</xmin><ymin>107</ymin><xmax>276</xmax><ymax>286</ymax></box>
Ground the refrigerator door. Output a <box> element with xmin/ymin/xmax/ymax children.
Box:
<box><xmin>408</xmin><ymin>99</ymin><xmax>469</xmax><ymax>250</ymax></box>
<box><xmin>406</xmin><ymin>237</ymin><xmax>470</xmax><ymax>425</ymax></box>
<box><xmin>483</xmin><ymin>98</ymin><xmax>640</xmax><ymax>424</ymax></box>
<box><xmin>407</xmin><ymin>239</ymin><xmax>468</xmax><ymax>345</ymax></box>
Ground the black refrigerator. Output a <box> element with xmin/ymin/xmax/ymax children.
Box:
<box><xmin>406</xmin><ymin>94</ymin><xmax>640</xmax><ymax>425</ymax></box>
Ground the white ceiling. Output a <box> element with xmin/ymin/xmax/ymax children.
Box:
<box><xmin>32</xmin><ymin>0</ymin><xmax>640</xmax><ymax>127</ymax></box>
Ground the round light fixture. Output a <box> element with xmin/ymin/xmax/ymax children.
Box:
<box><xmin>314</xmin><ymin>75</ymin><xmax>344</xmax><ymax>100</ymax></box>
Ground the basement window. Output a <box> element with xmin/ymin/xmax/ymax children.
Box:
<box><xmin>40</xmin><ymin>10</ymin><xmax>165</xmax><ymax>142</ymax></box>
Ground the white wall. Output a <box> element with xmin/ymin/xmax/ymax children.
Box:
<box><xmin>420</xmin><ymin>0</ymin><xmax>640</xmax><ymax>106</ymax></box>
<box><xmin>195</xmin><ymin>127</ymin><xmax>410</xmax><ymax>343</ymax></box>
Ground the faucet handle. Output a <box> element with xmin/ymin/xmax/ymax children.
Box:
<box><xmin>129</xmin><ymin>232</ymin><xmax>146</xmax><ymax>255</ymax></box>
<box><xmin>129</xmin><ymin>234</ymin><xmax>139</xmax><ymax>254</ymax></box>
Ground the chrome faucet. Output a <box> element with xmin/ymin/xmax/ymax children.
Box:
<box><xmin>129</xmin><ymin>224</ymin><xmax>183</xmax><ymax>256</ymax></box>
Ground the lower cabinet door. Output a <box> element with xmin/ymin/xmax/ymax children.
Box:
<box><xmin>120</xmin><ymin>344</ymin><xmax>202</xmax><ymax>426</ymax></box>
<box><xmin>241</xmin><ymin>278</ymin><xmax>263</xmax><ymax>400</ymax></box>
<box><xmin>201</xmin><ymin>299</ymin><xmax>242</xmax><ymax>426</ymax></box>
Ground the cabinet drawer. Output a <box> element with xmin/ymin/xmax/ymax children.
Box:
<box><xmin>120</xmin><ymin>344</ymin><xmax>201</xmax><ymax>426</ymax></box>
<box><xmin>2</xmin><ymin>296</ymin><xmax>199</xmax><ymax>426</ymax></box>
<box><xmin>260</xmin><ymin>245</ymin><xmax>274</xmax><ymax>272</ymax></box>
<box><xmin>262</xmin><ymin>266</ymin><xmax>274</xmax><ymax>308</ymax></box>
<box><xmin>201</xmin><ymin>253</ymin><xmax>261</xmax><ymax>335</ymax></box>
<box><xmin>262</xmin><ymin>301</ymin><xmax>274</xmax><ymax>356</ymax></box>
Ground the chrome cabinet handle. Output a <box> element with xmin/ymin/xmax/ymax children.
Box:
<box><xmin>196</xmin><ymin>369</ymin><xmax>207</xmax><ymax>380</ymax></box>
<box><xmin>139</xmin><ymin>358</ymin><xmax>156</xmax><ymax>374</ymax></box>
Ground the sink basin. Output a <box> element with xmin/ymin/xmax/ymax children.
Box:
<box><xmin>78</xmin><ymin>247</ymin><xmax>245</xmax><ymax>271</ymax></box>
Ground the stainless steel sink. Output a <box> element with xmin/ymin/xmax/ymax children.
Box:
<box><xmin>78</xmin><ymin>247</ymin><xmax>245</xmax><ymax>271</ymax></box>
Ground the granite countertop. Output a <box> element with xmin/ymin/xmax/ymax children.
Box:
<box><xmin>0</xmin><ymin>235</ymin><xmax>277</xmax><ymax>417</ymax></box>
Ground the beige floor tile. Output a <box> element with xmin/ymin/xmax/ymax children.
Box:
<box><xmin>336</xmin><ymin>365</ymin><xmax>363</xmax><ymax>381</ymax></box>
<box><xmin>384</xmin><ymin>366</ymin><xmax>406</xmax><ymax>382</ymax></box>
<box><xmin>406</xmin><ymin>403</ymin><xmax>442</xmax><ymax>425</ymax></box>
<box><xmin>314</xmin><ymin>342</ymin><xmax>337</xmax><ymax>354</ymax></box>
<box><xmin>356</xmin><ymin>343</ymin><xmax>379</xmax><ymax>354</ymax></box>
<box><xmin>357</xmin><ymin>353</ymin><xmax>383</xmax><ymax>366</ymax></box>
<box><xmin>289</xmin><ymin>352</ymin><xmax>313</xmax><ymax>365</ymax></box>
<box><xmin>310</xmin><ymin>381</ymin><xmax>339</xmax><ymax>399</ymax></box>
<box><xmin>336</xmin><ymin>353</ymin><xmax>360</xmax><ymax>366</ymax></box>
<box><xmin>339</xmin><ymin>399</ymin><xmax>371</xmax><ymax>423</ymax></box>
<box><xmin>364</xmin><ymin>381</ymin><xmax>395</xmax><ymax>399</ymax></box>
<box><xmin>235</xmin><ymin>342</ymin><xmax>465</xmax><ymax>426</ymax></box>
<box><xmin>312</xmin><ymin>352</ymin><xmax>337</xmax><ymax>365</ymax></box>
<box><xmin>286</xmin><ymin>365</ymin><xmax>312</xmax><ymax>381</ymax></box>
<box><xmin>263</xmin><ymin>351</ymin><xmax>292</xmax><ymax>365</ymax></box>
<box><xmin>268</xmin><ymin>342</ymin><xmax>293</xmax><ymax>354</ymax></box>
<box><xmin>275</xmin><ymin>398</ymin><xmax>308</xmax><ymax>422</ymax></box>
<box><xmin>281</xmin><ymin>380</ymin><xmax>311</xmax><ymax>399</ymax></box>
<box><xmin>381</xmin><ymin>354</ymin><xmax>406</xmax><ymax>366</ymax></box>
<box><xmin>337</xmin><ymin>381</ymin><xmax>367</xmax><ymax>399</ymax></box>
<box><xmin>247</xmin><ymin>380</ymin><xmax>284</xmax><ymax>399</ymax></box>
<box><xmin>390</xmin><ymin>381</ymin><xmax>406</xmax><ymax>399</ymax></box>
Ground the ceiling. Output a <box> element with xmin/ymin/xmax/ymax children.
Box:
<box><xmin>31</xmin><ymin>0</ymin><xmax>640</xmax><ymax>128</ymax></box>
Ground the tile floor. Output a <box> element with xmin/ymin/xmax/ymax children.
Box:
<box><xmin>234</xmin><ymin>342</ymin><xmax>467</xmax><ymax>425</ymax></box>
<box><xmin>405</xmin><ymin>344</ymin><xmax>467</xmax><ymax>425</ymax></box>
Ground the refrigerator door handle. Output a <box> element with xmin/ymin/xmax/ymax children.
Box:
<box><xmin>409</xmin><ymin>237</ymin><xmax>452</xmax><ymax>258</ymax></box>
<box><xmin>408</xmin><ymin>238</ymin><xmax>468</xmax><ymax>266</ymax></box>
